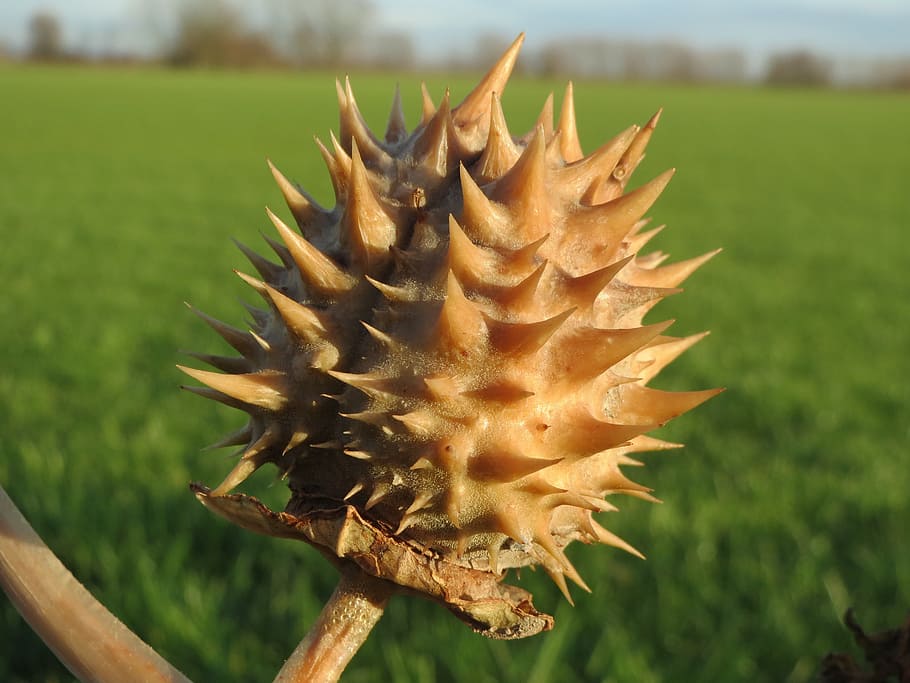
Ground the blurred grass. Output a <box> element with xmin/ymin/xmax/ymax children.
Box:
<box><xmin>1</xmin><ymin>63</ymin><xmax>908</xmax><ymax>682</ymax></box>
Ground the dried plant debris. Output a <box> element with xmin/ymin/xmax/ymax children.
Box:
<box><xmin>193</xmin><ymin>483</ymin><xmax>552</xmax><ymax>639</ymax></box>
<box><xmin>819</xmin><ymin>609</ymin><xmax>910</xmax><ymax>683</ymax></box>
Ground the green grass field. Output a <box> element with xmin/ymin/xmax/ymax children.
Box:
<box><xmin>1</xmin><ymin>63</ymin><xmax>908</xmax><ymax>682</ymax></box>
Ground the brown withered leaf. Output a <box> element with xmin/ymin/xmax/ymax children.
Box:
<box><xmin>191</xmin><ymin>483</ymin><xmax>553</xmax><ymax>640</ymax></box>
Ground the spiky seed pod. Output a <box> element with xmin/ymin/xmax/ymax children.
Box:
<box><xmin>183</xmin><ymin>34</ymin><xmax>720</xmax><ymax>636</ymax></box>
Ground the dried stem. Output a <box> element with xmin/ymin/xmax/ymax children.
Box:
<box><xmin>274</xmin><ymin>566</ymin><xmax>393</xmax><ymax>683</ymax></box>
<box><xmin>0</xmin><ymin>484</ymin><xmax>190</xmax><ymax>683</ymax></box>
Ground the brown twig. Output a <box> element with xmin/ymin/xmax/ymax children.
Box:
<box><xmin>0</xmin><ymin>484</ymin><xmax>190</xmax><ymax>683</ymax></box>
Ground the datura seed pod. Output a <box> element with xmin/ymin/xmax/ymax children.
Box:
<box><xmin>182</xmin><ymin>33</ymin><xmax>720</xmax><ymax>640</ymax></box>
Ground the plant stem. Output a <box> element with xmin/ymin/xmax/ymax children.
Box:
<box><xmin>0</xmin><ymin>485</ymin><xmax>190</xmax><ymax>683</ymax></box>
<box><xmin>274</xmin><ymin>567</ymin><xmax>394</xmax><ymax>683</ymax></box>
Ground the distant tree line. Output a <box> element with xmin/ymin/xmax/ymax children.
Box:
<box><xmin>133</xmin><ymin>0</ymin><xmax>413</xmax><ymax>69</ymax></box>
<box><xmin>14</xmin><ymin>2</ymin><xmax>910</xmax><ymax>90</ymax></box>
<box><xmin>532</xmin><ymin>36</ymin><xmax>748</xmax><ymax>84</ymax></box>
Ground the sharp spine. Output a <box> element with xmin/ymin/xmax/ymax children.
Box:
<box><xmin>474</xmin><ymin>93</ymin><xmax>520</xmax><ymax>183</ymax></box>
<box><xmin>453</xmin><ymin>32</ymin><xmax>524</xmax><ymax>127</ymax></box>
<box><xmin>185</xmin><ymin>303</ymin><xmax>259</xmax><ymax>358</ymax></box>
<box><xmin>266</xmin><ymin>207</ymin><xmax>356</xmax><ymax>298</ymax></box>
<box><xmin>177</xmin><ymin>366</ymin><xmax>288</xmax><ymax>411</ymax></box>
<box><xmin>487</xmin><ymin>307</ymin><xmax>575</xmax><ymax>356</ymax></box>
<box><xmin>385</xmin><ymin>83</ymin><xmax>407</xmax><ymax>144</ymax></box>
<box><xmin>556</xmin><ymin>81</ymin><xmax>583</xmax><ymax>162</ymax></box>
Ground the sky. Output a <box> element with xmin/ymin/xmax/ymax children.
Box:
<box><xmin>2</xmin><ymin>0</ymin><xmax>909</xmax><ymax>65</ymax></box>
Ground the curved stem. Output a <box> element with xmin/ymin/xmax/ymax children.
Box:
<box><xmin>274</xmin><ymin>567</ymin><xmax>393</xmax><ymax>683</ymax></box>
<box><xmin>0</xmin><ymin>484</ymin><xmax>191</xmax><ymax>683</ymax></box>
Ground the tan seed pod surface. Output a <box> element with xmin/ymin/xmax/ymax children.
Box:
<box><xmin>182</xmin><ymin>34</ymin><xmax>720</xmax><ymax>620</ymax></box>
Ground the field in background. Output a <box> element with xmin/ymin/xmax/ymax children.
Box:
<box><xmin>1</xmin><ymin>65</ymin><xmax>908</xmax><ymax>682</ymax></box>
